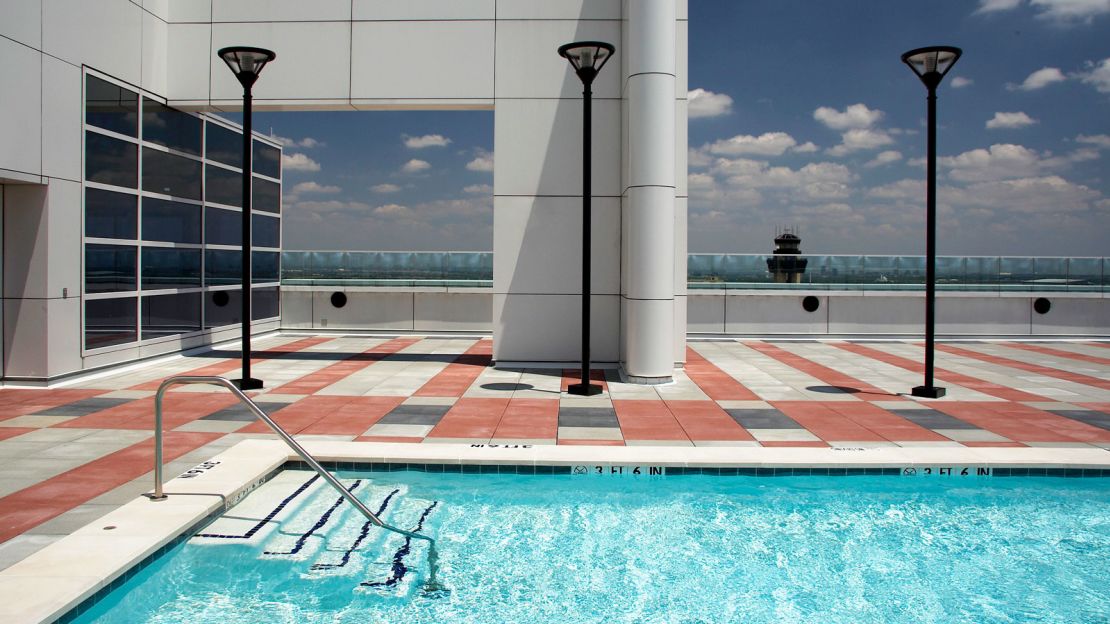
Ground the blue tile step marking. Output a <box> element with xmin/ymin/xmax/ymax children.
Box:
<box><xmin>194</xmin><ymin>474</ymin><xmax>319</xmax><ymax>539</ymax></box>
<box><xmin>360</xmin><ymin>501</ymin><xmax>440</xmax><ymax>589</ymax></box>
<box><xmin>264</xmin><ymin>480</ymin><xmax>362</xmax><ymax>556</ymax></box>
<box><xmin>312</xmin><ymin>488</ymin><xmax>401</xmax><ymax>571</ymax></box>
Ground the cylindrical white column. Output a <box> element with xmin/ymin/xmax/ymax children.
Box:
<box><xmin>624</xmin><ymin>0</ymin><xmax>676</xmax><ymax>382</ymax></box>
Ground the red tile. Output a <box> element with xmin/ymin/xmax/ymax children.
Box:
<box><xmin>825</xmin><ymin>402</ymin><xmax>949</xmax><ymax>442</ymax></box>
<box><xmin>0</xmin><ymin>389</ymin><xmax>106</xmax><ymax>421</ymax></box>
<box><xmin>57</xmin><ymin>393</ymin><xmax>239</xmax><ymax>430</ymax></box>
<box><xmin>414</xmin><ymin>340</ymin><xmax>493</xmax><ymax>397</ymax></box>
<box><xmin>773</xmin><ymin>401</ymin><xmax>888</xmax><ymax>441</ymax></box>
<box><xmin>665</xmin><ymin>400</ymin><xmax>755</xmax><ymax>441</ymax></box>
<box><xmin>759</xmin><ymin>441</ymin><xmax>829</xmax><ymax>447</ymax></box>
<box><xmin>929</xmin><ymin>402</ymin><xmax>1106</xmax><ymax>443</ymax></box>
<box><xmin>936</xmin><ymin>344</ymin><xmax>1110</xmax><ymax>391</ymax></box>
<box><xmin>745</xmin><ymin>342</ymin><xmax>905</xmax><ymax>401</ymax></box>
<box><xmin>683</xmin><ymin>348</ymin><xmax>759</xmax><ymax>400</ymax></box>
<box><xmin>613</xmin><ymin>400</ymin><xmax>689</xmax><ymax>441</ymax></box>
<box><xmin>961</xmin><ymin>441</ymin><xmax>1027</xmax><ymax>448</ymax></box>
<box><xmin>354</xmin><ymin>436</ymin><xmax>423</xmax><ymax>443</ymax></box>
<box><xmin>998</xmin><ymin>342</ymin><xmax>1110</xmax><ymax>367</ymax></box>
<box><xmin>558</xmin><ymin>439</ymin><xmax>625</xmax><ymax>446</ymax></box>
<box><xmin>298</xmin><ymin>396</ymin><xmax>405</xmax><ymax>436</ymax></box>
<box><xmin>1078</xmin><ymin>403</ymin><xmax>1110</xmax><ymax>415</ymax></box>
<box><xmin>0</xmin><ymin>427</ymin><xmax>36</xmax><ymax>441</ymax></box>
<box><xmin>492</xmin><ymin>399</ymin><xmax>559</xmax><ymax>440</ymax></box>
<box><xmin>560</xmin><ymin>369</ymin><xmax>610</xmax><ymax>393</ymax></box>
<box><xmin>271</xmin><ymin>337</ymin><xmax>420</xmax><ymax>395</ymax></box>
<box><xmin>428</xmin><ymin>398</ymin><xmax>509</xmax><ymax>439</ymax></box>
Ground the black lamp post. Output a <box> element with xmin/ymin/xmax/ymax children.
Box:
<box><xmin>901</xmin><ymin>45</ymin><xmax>961</xmax><ymax>399</ymax></box>
<box><xmin>218</xmin><ymin>46</ymin><xmax>276</xmax><ymax>391</ymax></box>
<box><xmin>559</xmin><ymin>41</ymin><xmax>614</xmax><ymax>397</ymax></box>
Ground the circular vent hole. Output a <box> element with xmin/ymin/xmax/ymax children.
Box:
<box><xmin>212</xmin><ymin>291</ymin><xmax>230</xmax><ymax>307</ymax></box>
<box><xmin>802</xmin><ymin>296</ymin><xmax>820</xmax><ymax>312</ymax></box>
<box><xmin>330</xmin><ymin>292</ymin><xmax>348</xmax><ymax>308</ymax></box>
<box><xmin>1033</xmin><ymin>297</ymin><xmax>1051</xmax><ymax>315</ymax></box>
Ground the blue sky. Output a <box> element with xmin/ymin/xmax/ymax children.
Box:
<box><xmin>243</xmin><ymin>0</ymin><xmax>1109</xmax><ymax>255</ymax></box>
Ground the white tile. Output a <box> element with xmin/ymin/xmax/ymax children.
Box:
<box><xmin>363</xmin><ymin>424</ymin><xmax>433</xmax><ymax>437</ymax></box>
<box><xmin>493</xmin><ymin>293</ymin><xmax>620</xmax><ymax>363</ymax></box>
<box><xmin>353</xmin><ymin>0</ymin><xmax>495</xmax><ymax>20</ymax></box>
<box><xmin>935</xmin><ymin>429</ymin><xmax>1010</xmax><ymax>442</ymax></box>
<box><xmin>558</xmin><ymin>426</ymin><xmax>623</xmax><ymax>441</ymax></box>
<box><xmin>748</xmin><ymin>429</ymin><xmax>822</xmax><ymax>442</ymax></box>
<box><xmin>493</xmin><ymin>196</ymin><xmax>620</xmax><ymax>295</ymax></box>
<box><xmin>494</xmin><ymin>19</ymin><xmax>621</xmax><ymax>100</ymax></box>
<box><xmin>0</xmin><ymin>39</ymin><xmax>42</xmax><ymax>177</ymax></box>
<box><xmin>43</xmin><ymin>0</ymin><xmax>143</xmax><ymax>86</ymax></box>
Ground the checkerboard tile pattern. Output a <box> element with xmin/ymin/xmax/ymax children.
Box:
<box><xmin>1</xmin><ymin>335</ymin><xmax>1109</xmax><ymax>570</ymax></box>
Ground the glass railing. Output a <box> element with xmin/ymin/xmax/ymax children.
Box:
<box><xmin>281</xmin><ymin>252</ymin><xmax>1106</xmax><ymax>292</ymax></box>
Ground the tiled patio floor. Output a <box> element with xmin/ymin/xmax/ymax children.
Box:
<box><xmin>1</xmin><ymin>334</ymin><xmax>1108</xmax><ymax>569</ymax></box>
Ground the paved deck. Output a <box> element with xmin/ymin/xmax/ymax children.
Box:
<box><xmin>1</xmin><ymin>334</ymin><xmax>1108</xmax><ymax>570</ymax></box>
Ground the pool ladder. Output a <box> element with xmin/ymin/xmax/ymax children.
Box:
<box><xmin>148</xmin><ymin>375</ymin><xmax>441</xmax><ymax>589</ymax></box>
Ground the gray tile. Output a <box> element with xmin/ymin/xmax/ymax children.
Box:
<box><xmin>1046</xmin><ymin>409</ymin><xmax>1110</xmax><ymax>432</ymax></box>
<box><xmin>558</xmin><ymin>407</ymin><xmax>619</xmax><ymax>428</ymax></box>
<box><xmin>30</xmin><ymin>397</ymin><xmax>133</xmax><ymax>417</ymax></box>
<box><xmin>377</xmin><ymin>404</ymin><xmax>451</xmax><ymax>425</ymax></box>
<box><xmin>890</xmin><ymin>408</ymin><xmax>978</xmax><ymax>430</ymax></box>
<box><xmin>725</xmin><ymin>408</ymin><xmax>801</xmax><ymax>429</ymax></box>
<box><xmin>201</xmin><ymin>401</ymin><xmax>284</xmax><ymax>422</ymax></box>
<box><xmin>0</xmin><ymin>534</ymin><xmax>63</xmax><ymax>573</ymax></box>
<box><xmin>25</xmin><ymin>504</ymin><xmax>117</xmax><ymax>535</ymax></box>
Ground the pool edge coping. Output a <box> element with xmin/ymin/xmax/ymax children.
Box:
<box><xmin>4</xmin><ymin>440</ymin><xmax>1109</xmax><ymax>624</ymax></box>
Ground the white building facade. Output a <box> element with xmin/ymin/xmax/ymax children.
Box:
<box><xmin>0</xmin><ymin>0</ymin><xmax>688</xmax><ymax>383</ymax></box>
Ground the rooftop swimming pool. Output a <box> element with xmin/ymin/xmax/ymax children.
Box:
<box><xmin>71</xmin><ymin>468</ymin><xmax>1110</xmax><ymax>624</ymax></box>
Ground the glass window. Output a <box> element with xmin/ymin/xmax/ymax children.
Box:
<box><xmin>141</xmin><ymin>248</ymin><xmax>201</xmax><ymax>290</ymax></box>
<box><xmin>142</xmin><ymin>99</ymin><xmax>201</xmax><ymax>155</ymax></box>
<box><xmin>205</xmin><ymin>249</ymin><xmax>241</xmax><ymax>286</ymax></box>
<box><xmin>252</xmin><ymin>286</ymin><xmax>280</xmax><ymax>320</ymax></box>
<box><xmin>253</xmin><ymin>214</ymin><xmax>280</xmax><ymax>248</ymax></box>
<box><xmin>86</xmin><ymin>132</ymin><xmax>138</xmax><ymax>188</ymax></box>
<box><xmin>205</xmin><ymin>289</ymin><xmax>241</xmax><ymax>328</ymax></box>
<box><xmin>141</xmin><ymin>292</ymin><xmax>201</xmax><ymax>339</ymax></box>
<box><xmin>253</xmin><ymin>251</ymin><xmax>280</xmax><ymax>283</ymax></box>
<box><xmin>85</xmin><ymin>297</ymin><xmax>137</xmax><ymax>349</ymax></box>
<box><xmin>142</xmin><ymin>198</ymin><xmax>200</xmax><ymax>244</ymax></box>
<box><xmin>85</xmin><ymin>75</ymin><xmax>137</xmax><ymax>137</ymax></box>
<box><xmin>205</xmin><ymin>165</ymin><xmax>241</xmax><ymax>207</ymax></box>
<box><xmin>205</xmin><ymin>207</ymin><xmax>242</xmax><ymax>246</ymax></box>
<box><xmin>85</xmin><ymin>188</ymin><xmax>137</xmax><ymax>239</ymax></box>
<box><xmin>253</xmin><ymin>141</ymin><xmax>281</xmax><ymax>178</ymax></box>
<box><xmin>252</xmin><ymin>177</ymin><xmax>280</xmax><ymax>213</ymax></box>
<box><xmin>143</xmin><ymin>148</ymin><xmax>202</xmax><ymax>200</ymax></box>
<box><xmin>85</xmin><ymin>244</ymin><xmax>136</xmax><ymax>293</ymax></box>
<box><xmin>205</xmin><ymin>122</ymin><xmax>242</xmax><ymax>169</ymax></box>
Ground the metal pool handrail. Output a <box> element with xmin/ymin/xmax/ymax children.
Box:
<box><xmin>149</xmin><ymin>375</ymin><xmax>441</xmax><ymax>587</ymax></box>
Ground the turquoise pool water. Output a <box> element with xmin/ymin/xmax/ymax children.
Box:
<box><xmin>74</xmin><ymin>471</ymin><xmax>1110</xmax><ymax>623</ymax></box>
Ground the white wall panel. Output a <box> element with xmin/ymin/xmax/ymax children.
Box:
<box><xmin>414</xmin><ymin>292</ymin><xmax>492</xmax><ymax>331</ymax></box>
<box><xmin>141</xmin><ymin>10</ymin><xmax>169</xmax><ymax>95</ymax></box>
<box><xmin>493</xmin><ymin>293</ymin><xmax>619</xmax><ymax>362</ymax></box>
<box><xmin>494</xmin><ymin>19</ymin><xmax>621</xmax><ymax>100</ymax></box>
<box><xmin>44</xmin><ymin>178</ymin><xmax>81</xmax><ymax>297</ymax></box>
<box><xmin>143</xmin><ymin>0</ymin><xmax>170</xmax><ymax>22</ymax></box>
<box><xmin>212</xmin><ymin>0</ymin><xmax>352</xmax><ymax>23</ymax></box>
<box><xmin>44</xmin><ymin>0</ymin><xmax>143</xmax><ymax>86</ymax></box>
<box><xmin>0</xmin><ymin>39</ymin><xmax>42</xmax><ymax>177</ymax></box>
<box><xmin>935</xmin><ymin>297</ymin><xmax>1029</xmax><ymax>334</ymax></box>
<box><xmin>493</xmin><ymin>196</ymin><xmax>620</xmax><ymax>296</ymax></box>
<box><xmin>687</xmin><ymin>295</ymin><xmax>725</xmax><ymax>333</ymax></box>
<box><xmin>168</xmin><ymin>0</ymin><xmax>212</xmax><ymax>23</ymax></box>
<box><xmin>279</xmin><ymin>289</ymin><xmax>314</xmax><ymax>329</ymax></box>
<box><xmin>496</xmin><ymin>0</ymin><xmax>620</xmax><ymax>20</ymax></box>
<box><xmin>493</xmin><ymin>98</ymin><xmax>620</xmax><ymax>197</ymax></box>
<box><xmin>674</xmin><ymin>197</ymin><xmax>687</xmax><ymax>292</ymax></box>
<box><xmin>673</xmin><ymin>294</ymin><xmax>687</xmax><ymax>363</ymax></box>
<box><xmin>623</xmin><ymin>297</ymin><xmax>674</xmax><ymax>377</ymax></box>
<box><xmin>41</xmin><ymin>56</ymin><xmax>82</xmax><ymax>182</ymax></box>
<box><xmin>827</xmin><ymin>296</ymin><xmax>919</xmax><ymax>334</ymax></box>
<box><xmin>351</xmin><ymin>21</ymin><xmax>494</xmax><ymax>102</ymax></box>
<box><xmin>2</xmin><ymin>185</ymin><xmax>48</xmax><ymax>299</ymax></box>
<box><xmin>0</xmin><ymin>0</ymin><xmax>42</xmax><ymax>49</ymax></box>
<box><xmin>46</xmin><ymin>297</ymin><xmax>81</xmax><ymax>377</ymax></box>
<box><xmin>166</xmin><ymin>24</ymin><xmax>211</xmax><ymax>104</ymax></box>
<box><xmin>624</xmin><ymin>186</ymin><xmax>674</xmax><ymax>300</ymax></box>
<box><xmin>728</xmin><ymin>294</ymin><xmax>829</xmax><ymax>334</ymax></box>
<box><xmin>314</xmin><ymin>291</ymin><xmax>413</xmax><ymax>330</ymax></box>
<box><xmin>353</xmin><ymin>0</ymin><xmax>495</xmax><ymax>21</ymax></box>
<box><xmin>1031</xmin><ymin>297</ymin><xmax>1110</xmax><ymax>335</ymax></box>
<box><xmin>675</xmin><ymin>19</ymin><xmax>687</xmax><ymax>98</ymax></box>
<box><xmin>2</xmin><ymin>299</ymin><xmax>48</xmax><ymax>377</ymax></box>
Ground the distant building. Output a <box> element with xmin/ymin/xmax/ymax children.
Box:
<box><xmin>766</xmin><ymin>228</ymin><xmax>808</xmax><ymax>283</ymax></box>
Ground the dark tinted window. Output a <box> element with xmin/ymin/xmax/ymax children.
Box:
<box><xmin>253</xmin><ymin>141</ymin><xmax>281</xmax><ymax>178</ymax></box>
<box><xmin>143</xmin><ymin>148</ymin><xmax>202</xmax><ymax>200</ymax></box>
<box><xmin>141</xmin><ymin>248</ymin><xmax>201</xmax><ymax>290</ymax></box>
<box><xmin>85</xmin><ymin>244</ymin><xmax>136</xmax><ymax>292</ymax></box>
<box><xmin>85</xmin><ymin>297</ymin><xmax>137</xmax><ymax>349</ymax></box>
<box><xmin>252</xmin><ymin>286</ymin><xmax>280</xmax><ymax>320</ymax></box>
<box><xmin>85</xmin><ymin>189</ymin><xmax>137</xmax><ymax>239</ymax></box>
<box><xmin>252</xmin><ymin>251</ymin><xmax>280</xmax><ymax>283</ymax></box>
<box><xmin>141</xmin><ymin>292</ymin><xmax>201</xmax><ymax>339</ymax></box>
<box><xmin>205</xmin><ymin>122</ymin><xmax>242</xmax><ymax>169</ymax></box>
<box><xmin>205</xmin><ymin>207</ymin><xmax>242</xmax><ymax>246</ymax></box>
<box><xmin>252</xmin><ymin>177</ymin><xmax>280</xmax><ymax>214</ymax></box>
<box><xmin>253</xmin><ymin>214</ymin><xmax>280</xmax><ymax>248</ymax></box>
<box><xmin>205</xmin><ymin>249</ymin><xmax>241</xmax><ymax>286</ymax></box>
<box><xmin>142</xmin><ymin>198</ymin><xmax>201</xmax><ymax>244</ymax></box>
<box><xmin>205</xmin><ymin>289</ymin><xmax>241</xmax><ymax>328</ymax></box>
<box><xmin>142</xmin><ymin>99</ymin><xmax>201</xmax><ymax>155</ymax></box>
<box><xmin>85</xmin><ymin>75</ymin><xmax>138</xmax><ymax>137</ymax></box>
<box><xmin>205</xmin><ymin>165</ymin><xmax>241</xmax><ymax>207</ymax></box>
<box><xmin>86</xmin><ymin>132</ymin><xmax>138</xmax><ymax>188</ymax></box>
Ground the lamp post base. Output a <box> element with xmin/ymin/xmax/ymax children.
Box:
<box><xmin>233</xmin><ymin>377</ymin><xmax>264</xmax><ymax>391</ymax></box>
<box><xmin>911</xmin><ymin>385</ymin><xmax>946</xmax><ymax>399</ymax></box>
<box><xmin>567</xmin><ymin>383</ymin><xmax>603</xmax><ymax>396</ymax></box>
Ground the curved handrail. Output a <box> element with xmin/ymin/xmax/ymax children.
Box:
<box><xmin>150</xmin><ymin>375</ymin><xmax>440</xmax><ymax>586</ymax></box>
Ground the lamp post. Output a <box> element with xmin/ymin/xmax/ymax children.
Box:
<box><xmin>218</xmin><ymin>46</ymin><xmax>276</xmax><ymax>391</ymax></box>
<box><xmin>559</xmin><ymin>41</ymin><xmax>615</xmax><ymax>397</ymax></box>
<box><xmin>901</xmin><ymin>45</ymin><xmax>961</xmax><ymax>399</ymax></box>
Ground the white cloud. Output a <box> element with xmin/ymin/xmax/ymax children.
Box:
<box><xmin>1078</xmin><ymin>57</ymin><xmax>1110</xmax><ymax>93</ymax></box>
<box><xmin>864</xmin><ymin>150</ymin><xmax>903</xmax><ymax>168</ymax></box>
<box><xmin>291</xmin><ymin>199</ymin><xmax>371</xmax><ymax>215</ymax></box>
<box><xmin>934</xmin><ymin>143</ymin><xmax>1095</xmax><ymax>182</ymax></box>
<box><xmin>1009</xmin><ymin>67</ymin><xmax>1067</xmax><ymax>91</ymax></box>
<box><xmin>1076</xmin><ymin>133</ymin><xmax>1110</xmax><ymax>148</ymax></box>
<box><xmin>867</xmin><ymin>179</ymin><xmax>923</xmax><ymax>201</ymax></box>
<box><xmin>975</xmin><ymin>0</ymin><xmax>1023</xmax><ymax>13</ymax></box>
<box><xmin>373</xmin><ymin>203</ymin><xmax>416</xmax><ymax>218</ymax></box>
<box><xmin>687</xmin><ymin>88</ymin><xmax>733</xmax><ymax>118</ymax></box>
<box><xmin>950</xmin><ymin>76</ymin><xmax>974</xmax><ymax>88</ymax></box>
<box><xmin>466</xmin><ymin>150</ymin><xmax>494</xmax><ymax>172</ymax></box>
<box><xmin>710</xmin><ymin>157</ymin><xmax>856</xmax><ymax>200</ymax></box>
<box><xmin>273</xmin><ymin>135</ymin><xmax>323</xmax><ymax>149</ymax></box>
<box><xmin>813</xmin><ymin>103</ymin><xmax>883</xmax><ymax>130</ymax></box>
<box><xmin>986</xmin><ymin>111</ymin><xmax>1038</xmax><ymax>129</ymax></box>
<box><xmin>403</xmin><ymin>134</ymin><xmax>452</xmax><ymax>149</ymax></box>
<box><xmin>793</xmin><ymin>142</ymin><xmax>819</xmax><ymax>153</ymax></box>
<box><xmin>948</xmin><ymin>175</ymin><xmax>1103</xmax><ymax>214</ymax></box>
<box><xmin>282</xmin><ymin>153</ymin><xmax>321</xmax><ymax>172</ymax></box>
<box><xmin>1031</xmin><ymin>0</ymin><xmax>1110</xmax><ymax>22</ymax></box>
<box><xmin>400</xmin><ymin>159</ymin><xmax>431</xmax><ymax>174</ymax></box>
<box><xmin>463</xmin><ymin>184</ymin><xmax>493</xmax><ymax>194</ymax></box>
<box><xmin>827</xmin><ymin>128</ymin><xmax>894</xmax><ymax>156</ymax></box>
<box><xmin>371</xmin><ymin>183</ymin><xmax>401</xmax><ymax>193</ymax></box>
<box><xmin>704</xmin><ymin>132</ymin><xmax>799</xmax><ymax>157</ymax></box>
<box><xmin>291</xmin><ymin>181</ymin><xmax>340</xmax><ymax>194</ymax></box>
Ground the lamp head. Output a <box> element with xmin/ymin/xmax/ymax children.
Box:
<box><xmin>901</xmin><ymin>46</ymin><xmax>962</xmax><ymax>91</ymax></box>
<box><xmin>218</xmin><ymin>46</ymin><xmax>277</xmax><ymax>89</ymax></box>
<box><xmin>558</xmin><ymin>41</ymin><xmax>615</xmax><ymax>86</ymax></box>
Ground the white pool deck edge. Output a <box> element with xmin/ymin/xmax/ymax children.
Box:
<box><xmin>3</xmin><ymin>440</ymin><xmax>1109</xmax><ymax>624</ymax></box>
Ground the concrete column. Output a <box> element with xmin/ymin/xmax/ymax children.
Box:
<box><xmin>622</xmin><ymin>0</ymin><xmax>676</xmax><ymax>382</ymax></box>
